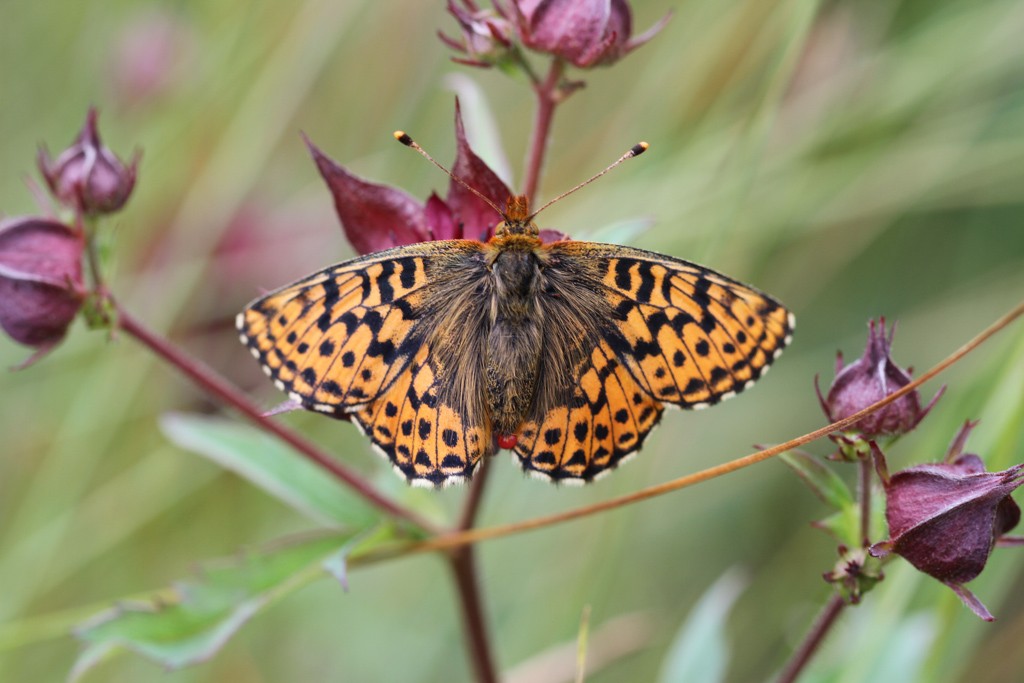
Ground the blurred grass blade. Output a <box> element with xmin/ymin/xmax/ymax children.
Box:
<box><xmin>69</xmin><ymin>531</ymin><xmax>370</xmax><ymax>679</ymax></box>
<box><xmin>575</xmin><ymin>604</ymin><xmax>592</xmax><ymax>683</ymax></box>
<box><xmin>657</xmin><ymin>570</ymin><xmax>747</xmax><ymax>683</ymax></box>
<box><xmin>779</xmin><ymin>449</ymin><xmax>854</xmax><ymax>510</ymax></box>
<box><xmin>160</xmin><ymin>412</ymin><xmax>379</xmax><ymax>528</ymax></box>
<box><xmin>585</xmin><ymin>215</ymin><xmax>655</xmax><ymax>244</ymax></box>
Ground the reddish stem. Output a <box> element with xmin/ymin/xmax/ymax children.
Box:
<box><xmin>859</xmin><ymin>456</ymin><xmax>872</xmax><ymax>544</ymax></box>
<box><xmin>114</xmin><ymin>303</ymin><xmax>438</xmax><ymax>533</ymax></box>
<box><xmin>776</xmin><ymin>594</ymin><xmax>846</xmax><ymax>683</ymax></box>
<box><xmin>522</xmin><ymin>58</ymin><xmax>564</xmax><ymax>202</ymax></box>
<box><xmin>449</xmin><ymin>459</ymin><xmax>498</xmax><ymax>683</ymax></box>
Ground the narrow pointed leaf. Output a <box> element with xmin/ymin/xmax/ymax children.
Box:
<box><xmin>780</xmin><ymin>450</ymin><xmax>854</xmax><ymax>510</ymax></box>
<box><xmin>160</xmin><ymin>413</ymin><xmax>379</xmax><ymax>528</ymax></box>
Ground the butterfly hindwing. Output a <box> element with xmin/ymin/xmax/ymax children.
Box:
<box><xmin>237</xmin><ymin>244</ymin><xmax>438</xmax><ymax>414</ymax></box>
<box><xmin>515</xmin><ymin>340</ymin><xmax>664</xmax><ymax>483</ymax></box>
<box><xmin>351</xmin><ymin>344</ymin><xmax>489</xmax><ymax>487</ymax></box>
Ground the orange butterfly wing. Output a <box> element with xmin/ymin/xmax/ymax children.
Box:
<box><xmin>238</xmin><ymin>241</ymin><xmax>491</xmax><ymax>487</ymax></box>
<box><xmin>237</xmin><ymin>246</ymin><xmax>435</xmax><ymax>413</ymax></box>
<box><xmin>515</xmin><ymin>339</ymin><xmax>664</xmax><ymax>483</ymax></box>
<box><xmin>350</xmin><ymin>344</ymin><xmax>489</xmax><ymax>487</ymax></box>
<box><xmin>513</xmin><ymin>242</ymin><xmax>793</xmax><ymax>483</ymax></box>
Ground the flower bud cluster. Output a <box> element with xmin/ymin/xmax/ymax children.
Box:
<box><xmin>441</xmin><ymin>0</ymin><xmax>670</xmax><ymax>70</ymax></box>
<box><xmin>2</xmin><ymin>109</ymin><xmax>136</xmax><ymax>366</ymax></box>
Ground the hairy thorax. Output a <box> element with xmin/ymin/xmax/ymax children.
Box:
<box><xmin>485</xmin><ymin>236</ymin><xmax>545</xmax><ymax>435</ymax></box>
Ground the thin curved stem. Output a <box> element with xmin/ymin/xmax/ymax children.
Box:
<box><xmin>522</xmin><ymin>58</ymin><xmax>564</xmax><ymax>202</ymax></box>
<box><xmin>81</xmin><ymin>215</ymin><xmax>105</xmax><ymax>294</ymax></box>
<box><xmin>113</xmin><ymin>302</ymin><xmax>439</xmax><ymax>534</ymax></box>
<box><xmin>449</xmin><ymin>457</ymin><xmax>498</xmax><ymax>683</ymax></box>
<box><xmin>859</xmin><ymin>456</ymin><xmax>872</xmax><ymax>544</ymax></box>
<box><xmin>459</xmin><ymin>454</ymin><xmax>493</xmax><ymax>531</ymax></box>
<box><xmin>450</xmin><ymin>545</ymin><xmax>498</xmax><ymax>683</ymax></box>
<box><xmin>776</xmin><ymin>594</ymin><xmax>845</xmax><ymax>683</ymax></box>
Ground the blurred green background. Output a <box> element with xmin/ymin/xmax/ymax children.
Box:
<box><xmin>2</xmin><ymin>0</ymin><xmax>1024</xmax><ymax>681</ymax></box>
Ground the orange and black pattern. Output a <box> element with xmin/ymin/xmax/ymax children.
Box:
<box><xmin>238</xmin><ymin>236</ymin><xmax>793</xmax><ymax>487</ymax></box>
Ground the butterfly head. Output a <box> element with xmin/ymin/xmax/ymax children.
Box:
<box><xmin>494</xmin><ymin>195</ymin><xmax>539</xmax><ymax>238</ymax></box>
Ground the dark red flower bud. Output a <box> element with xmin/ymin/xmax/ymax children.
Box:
<box><xmin>509</xmin><ymin>0</ymin><xmax>670</xmax><ymax>68</ymax></box>
<box><xmin>816</xmin><ymin>318</ymin><xmax>943</xmax><ymax>438</ymax></box>
<box><xmin>440</xmin><ymin>0</ymin><xmax>514</xmax><ymax>68</ymax></box>
<box><xmin>0</xmin><ymin>217</ymin><xmax>85</xmax><ymax>368</ymax></box>
<box><xmin>38</xmin><ymin>108</ymin><xmax>140</xmax><ymax>216</ymax></box>
<box><xmin>306</xmin><ymin>102</ymin><xmax>517</xmax><ymax>254</ymax></box>
<box><xmin>870</xmin><ymin>425</ymin><xmax>1024</xmax><ymax>620</ymax></box>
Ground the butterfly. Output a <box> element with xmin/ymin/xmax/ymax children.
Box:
<box><xmin>238</xmin><ymin>185</ymin><xmax>794</xmax><ymax>488</ymax></box>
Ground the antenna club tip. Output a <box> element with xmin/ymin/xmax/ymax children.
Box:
<box><xmin>394</xmin><ymin>131</ymin><xmax>414</xmax><ymax>146</ymax></box>
<box><xmin>631</xmin><ymin>141</ymin><xmax>649</xmax><ymax>157</ymax></box>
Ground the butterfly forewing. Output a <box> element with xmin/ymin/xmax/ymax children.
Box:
<box><xmin>551</xmin><ymin>242</ymin><xmax>794</xmax><ymax>410</ymax></box>
<box><xmin>237</xmin><ymin>245</ymin><xmax>436</xmax><ymax>413</ymax></box>
<box><xmin>239</xmin><ymin>240</ymin><xmax>493</xmax><ymax>487</ymax></box>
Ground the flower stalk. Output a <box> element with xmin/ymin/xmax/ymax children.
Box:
<box><xmin>775</xmin><ymin>595</ymin><xmax>845</xmax><ymax>683</ymax></box>
<box><xmin>449</xmin><ymin>460</ymin><xmax>498</xmax><ymax>683</ymax></box>
<box><xmin>523</xmin><ymin>58</ymin><xmax>565</xmax><ymax>201</ymax></box>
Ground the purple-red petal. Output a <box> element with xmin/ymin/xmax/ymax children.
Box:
<box><xmin>538</xmin><ymin>228</ymin><xmax>570</xmax><ymax>243</ymax></box>
<box><xmin>306</xmin><ymin>137</ymin><xmax>430</xmax><ymax>255</ymax></box>
<box><xmin>821</xmin><ymin>318</ymin><xmax>938</xmax><ymax>437</ymax></box>
<box><xmin>424</xmin><ymin>193</ymin><xmax>459</xmax><ymax>241</ymax></box>
<box><xmin>448</xmin><ymin>101</ymin><xmax>511</xmax><ymax>241</ymax></box>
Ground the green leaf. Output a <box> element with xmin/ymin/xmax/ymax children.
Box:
<box><xmin>657</xmin><ymin>570</ymin><xmax>747</xmax><ymax>683</ymax></box>
<box><xmin>160</xmin><ymin>412</ymin><xmax>379</xmax><ymax>528</ymax></box>
<box><xmin>814</xmin><ymin>505</ymin><xmax>861</xmax><ymax>549</ymax></box>
<box><xmin>814</xmin><ymin>483</ymin><xmax>888</xmax><ymax>549</ymax></box>
<box><xmin>779</xmin><ymin>450</ymin><xmax>854</xmax><ymax>511</ymax></box>
<box><xmin>70</xmin><ymin>530</ymin><xmax>374</xmax><ymax>679</ymax></box>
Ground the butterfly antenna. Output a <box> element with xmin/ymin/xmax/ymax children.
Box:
<box><xmin>393</xmin><ymin>131</ymin><xmax>505</xmax><ymax>217</ymax></box>
<box><xmin>529</xmin><ymin>142</ymin><xmax>649</xmax><ymax>220</ymax></box>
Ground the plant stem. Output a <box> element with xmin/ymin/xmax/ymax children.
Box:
<box><xmin>776</xmin><ymin>594</ymin><xmax>845</xmax><ymax>683</ymax></box>
<box><xmin>450</xmin><ymin>546</ymin><xmax>498</xmax><ymax>683</ymax></box>
<box><xmin>113</xmin><ymin>302</ymin><xmax>439</xmax><ymax>534</ymax></box>
<box><xmin>450</xmin><ymin>458</ymin><xmax>497</xmax><ymax>683</ymax></box>
<box><xmin>81</xmin><ymin>215</ymin><xmax>105</xmax><ymax>293</ymax></box>
<box><xmin>449</xmin><ymin>458</ymin><xmax>499</xmax><ymax>683</ymax></box>
<box><xmin>458</xmin><ymin>456</ymin><xmax>492</xmax><ymax>531</ymax></box>
<box><xmin>859</xmin><ymin>456</ymin><xmax>872</xmax><ymax>544</ymax></box>
<box><xmin>522</xmin><ymin>59</ymin><xmax>564</xmax><ymax>202</ymax></box>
